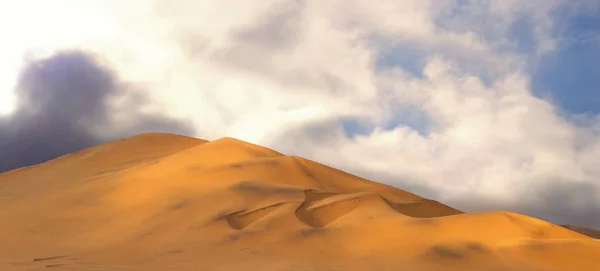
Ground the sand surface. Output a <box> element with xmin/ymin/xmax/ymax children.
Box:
<box><xmin>1</xmin><ymin>133</ymin><xmax>599</xmax><ymax>271</ymax></box>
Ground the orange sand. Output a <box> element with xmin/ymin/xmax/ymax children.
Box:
<box><xmin>0</xmin><ymin>133</ymin><xmax>598</xmax><ymax>271</ymax></box>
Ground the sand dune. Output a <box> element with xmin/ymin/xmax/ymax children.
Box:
<box><xmin>1</xmin><ymin>133</ymin><xmax>599</xmax><ymax>271</ymax></box>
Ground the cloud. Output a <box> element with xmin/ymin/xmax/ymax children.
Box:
<box><xmin>1</xmin><ymin>0</ymin><xmax>599</xmax><ymax>230</ymax></box>
<box><xmin>0</xmin><ymin>50</ymin><xmax>194</xmax><ymax>173</ymax></box>
<box><xmin>447</xmin><ymin>179</ymin><xmax>600</xmax><ymax>228</ymax></box>
<box><xmin>277</xmin><ymin>56</ymin><xmax>600</xmax><ymax>228</ymax></box>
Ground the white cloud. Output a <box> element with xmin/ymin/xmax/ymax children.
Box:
<box><xmin>2</xmin><ymin>0</ymin><xmax>600</xmax><ymax>227</ymax></box>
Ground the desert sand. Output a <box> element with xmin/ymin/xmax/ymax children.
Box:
<box><xmin>0</xmin><ymin>133</ymin><xmax>599</xmax><ymax>271</ymax></box>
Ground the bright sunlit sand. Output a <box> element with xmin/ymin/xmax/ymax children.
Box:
<box><xmin>0</xmin><ymin>133</ymin><xmax>598</xmax><ymax>271</ymax></box>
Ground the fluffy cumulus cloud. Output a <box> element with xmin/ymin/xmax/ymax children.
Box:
<box><xmin>1</xmin><ymin>0</ymin><xmax>600</xmax><ymax>228</ymax></box>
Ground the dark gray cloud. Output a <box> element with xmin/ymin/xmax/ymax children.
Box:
<box><xmin>266</xmin><ymin>117</ymin><xmax>348</xmax><ymax>158</ymax></box>
<box><xmin>447</xmin><ymin>180</ymin><xmax>600</xmax><ymax>229</ymax></box>
<box><xmin>366</xmin><ymin>171</ymin><xmax>600</xmax><ymax>230</ymax></box>
<box><xmin>192</xmin><ymin>1</ymin><xmax>353</xmax><ymax>95</ymax></box>
<box><xmin>209</xmin><ymin>0</ymin><xmax>305</xmax><ymax>69</ymax></box>
<box><xmin>233</xmin><ymin>0</ymin><xmax>306</xmax><ymax>50</ymax></box>
<box><xmin>0</xmin><ymin>50</ymin><xmax>195</xmax><ymax>173</ymax></box>
<box><xmin>526</xmin><ymin>181</ymin><xmax>600</xmax><ymax>228</ymax></box>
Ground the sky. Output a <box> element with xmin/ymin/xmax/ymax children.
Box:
<box><xmin>0</xmin><ymin>0</ymin><xmax>600</xmax><ymax>229</ymax></box>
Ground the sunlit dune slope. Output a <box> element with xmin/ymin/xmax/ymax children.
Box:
<box><xmin>0</xmin><ymin>133</ymin><xmax>599</xmax><ymax>271</ymax></box>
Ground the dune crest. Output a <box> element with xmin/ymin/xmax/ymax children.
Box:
<box><xmin>0</xmin><ymin>133</ymin><xmax>599</xmax><ymax>271</ymax></box>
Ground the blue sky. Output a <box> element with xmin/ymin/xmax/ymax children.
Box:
<box><xmin>366</xmin><ymin>4</ymin><xmax>600</xmax><ymax>139</ymax></box>
<box><xmin>531</xmin><ymin>9</ymin><xmax>600</xmax><ymax>115</ymax></box>
<box><xmin>2</xmin><ymin>0</ymin><xmax>600</xmax><ymax>228</ymax></box>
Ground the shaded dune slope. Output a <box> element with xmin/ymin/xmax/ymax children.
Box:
<box><xmin>0</xmin><ymin>133</ymin><xmax>599</xmax><ymax>271</ymax></box>
<box><xmin>561</xmin><ymin>225</ymin><xmax>600</xmax><ymax>239</ymax></box>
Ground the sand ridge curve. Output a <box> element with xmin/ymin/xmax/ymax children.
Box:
<box><xmin>0</xmin><ymin>133</ymin><xmax>599</xmax><ymax>271</ymax></box>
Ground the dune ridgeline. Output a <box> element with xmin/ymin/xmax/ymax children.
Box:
<box><xmin>0</xmin><ymin>133</ymin><xmax>599</xmax><ymax>271</ymax></box>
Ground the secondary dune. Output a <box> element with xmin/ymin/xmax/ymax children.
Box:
<box><xmin>0</xmin><ymin>133</ymin><xmax>598</xmax><ymax>271</ymax></box>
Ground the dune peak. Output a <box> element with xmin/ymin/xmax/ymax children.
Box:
<box><xmin>0</xmin><ymin>133</ymin><xmax>598</xmax><ymax>271</ymax></box>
